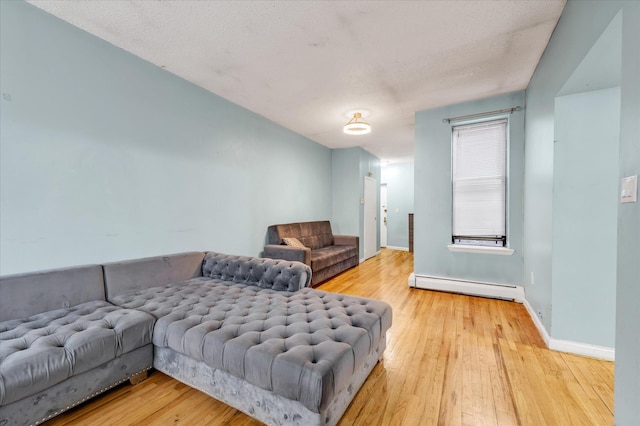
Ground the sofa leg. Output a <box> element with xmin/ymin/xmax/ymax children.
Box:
<box><xmin>129</xmin><ymin>371</ymin><xmax>149</xmax><ymax>385</ymax></box>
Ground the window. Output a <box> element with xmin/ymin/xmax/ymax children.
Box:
<box><xmin>452</xmin><ymin>118</ymin><xmax>507</xmax><ymax>247</ymax></box>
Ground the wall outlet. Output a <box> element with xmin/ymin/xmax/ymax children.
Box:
<box><xmin>537</xmin><ymin>310</ymin><xmax>543</xmax><ymax>320</ymax></box>
<box><xmin>530</xmin><ymin>272</ymin><xmax>535</xmax><ymax>286</ymax></box>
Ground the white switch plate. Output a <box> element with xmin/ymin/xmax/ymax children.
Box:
<box><xmin>620</xmin><ymin>175</ymin><xmax>638</xmax><ymax>203</ymax></box>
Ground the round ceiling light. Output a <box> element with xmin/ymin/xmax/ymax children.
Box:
<box><xmin>343</xmin><ymin>112</ymin><xmax>371</xmax><ymax>135</ymax></box>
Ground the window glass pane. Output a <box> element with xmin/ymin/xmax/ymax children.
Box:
<box><xmin>453</xmin><ymin>177</ymin><xmax>505</xmax><ymax>236</ymax></box>
<box><xmin>452</xmin><ymin>119</ymin><xmax>507</xmax><ymax>240</ymax></box>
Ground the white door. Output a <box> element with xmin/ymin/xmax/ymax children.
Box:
<box><xmin>364</xmin><ymin>176</ymin><xmax>378</xmax><ymax>260</ymax></box>
<box><xmin>380</xmin><ymin>184</ymin><xmax>388</xmax><ymax>247</ymax></box>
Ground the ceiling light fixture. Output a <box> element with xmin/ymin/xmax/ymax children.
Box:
<box><xmin>343</xmin><ymin>112</ymin><xmax>371</xmax><ymax>135</ymax></box>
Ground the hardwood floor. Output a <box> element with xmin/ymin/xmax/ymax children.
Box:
<box><xmin>46</xmin><ymin>249</ymin><xmax>614</xmax><ymax>426</ymax></box>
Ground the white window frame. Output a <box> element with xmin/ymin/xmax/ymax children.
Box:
<box><xmin>448</xmin><ymin>115</ymin><xmax>513</xmax><ymax>255</ymax></box>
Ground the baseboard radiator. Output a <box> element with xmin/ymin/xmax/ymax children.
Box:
<box><xmin>408</xmin><ymin>273</ymin><xmax>525</xmax><ymax>302</ymax></box>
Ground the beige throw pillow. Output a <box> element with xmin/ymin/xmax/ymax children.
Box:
<box><xmin>282</xmin><ymin>237</ymin><xmax>306</xmax><ymax>249</ymax></box>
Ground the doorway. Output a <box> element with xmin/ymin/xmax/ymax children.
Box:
<box><xmin>363</xmin><ymin>176</ymin><xmax>378</xmax><ymax>260</ymax></box>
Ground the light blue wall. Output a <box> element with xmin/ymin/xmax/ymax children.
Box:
<box><xmin>414</xmin><ymin>91</ymin><xmax>525</xmax><ymax>285</ymax></box>
<box><xmin>331</xmin><ymin>147</ymin><xmax>381</xmax><ymax>259</ymax></box>
<box><xmin>331</xmin><ymin>148</ymin><xmax>360</xmax><ymax>237</ymax></box>
<box><xmin>615</xmin><ymin>3</ymin><xmax>640</xmax><ymax>423</ymax></box>
<box><xmin>523</xmin><ymin>0</ymin><xmax>626</xmax><ymax>335</ymax></box>
<box><xmin>552</xmin><ymin>87</ymin><xmax>620</xmax><ymax>348</ymax></box>
<box><xmin>381</xmin><ymin>162</ymin><xmax>414</xmax><ymax>249</ymax></box>
<box><xmin>0</xmin><ymin>1</ymin><xmax>332</xmax><ymax>275</ymax></box>
<box><xmin>523</xmin><ymin>1</ymin><xmax>639</xmax><ymax>423</ymax></box>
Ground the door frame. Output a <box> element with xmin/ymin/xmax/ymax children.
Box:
<box><xmin>363</xmin><ymin>176</ymin><xmax>378</xmax><ymax>260</ymax></box>
<box><xmin>380</xmin><ymin>183</ymin><xmax>388</xmax><ymax>248</ymax></box>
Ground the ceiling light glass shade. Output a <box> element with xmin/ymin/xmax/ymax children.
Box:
<box><xmin>343</xmin><ymin>112</ymin><xmax>371</xmax><ymax>135</ymax></box>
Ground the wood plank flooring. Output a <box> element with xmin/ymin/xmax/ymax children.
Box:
<box><xmin>46</xmin><ymin>249</ymin><xmax>614</xmax><ymax>425</ymax></box>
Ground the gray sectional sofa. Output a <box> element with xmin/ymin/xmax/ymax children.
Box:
<box><xmin>0</xmin><ymin>265</ymin><xmax>155</xmax><ymax>426</ymax></box>
<box><xmin>264</xmin><ymin>221</ymin><xmax>359</xmax><ymax>286</ymax></box>
<box><xmin>0</xmin><ymin>251</ymin><xmax>392</xmax><ymax>426</ymax></box>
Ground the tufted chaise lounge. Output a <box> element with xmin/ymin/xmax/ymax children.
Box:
<box><xmin>104</xmin><ymin>251</ymin><xmax>391</xmax><ymax>426</ymax></box>
<box><xmin>0</xmin><ymin>251</ymin><xmax>391</xmax><ymax>426</ymax></box>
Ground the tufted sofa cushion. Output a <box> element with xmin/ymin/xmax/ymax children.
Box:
<box><xmin>0</xmin><ymin>300</ymin><xmax>155</xmax><ymax>406</ymax></box>
<box><xmin>109</xmin><ymin>278</ymin><xmax>392</xmax><ymax>413</ymax></box>
<box><xmin>202</xmin><ymin>252</ymin><xmax>311</xmax><ymax>292</ymax></box>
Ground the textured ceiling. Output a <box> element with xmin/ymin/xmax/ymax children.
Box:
<box><xmin>28</xmin><ymin>0</ymin><xmax>566</xmax><ymax>163</ymax></box>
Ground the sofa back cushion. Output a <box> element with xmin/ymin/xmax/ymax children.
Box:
<box><xmin>203</xmin><ymin>252</ymin><xmax>311</xmax><ymax>291</ymax></box>
<box><xmin>268</xmin><ymin>221</ymin><xmax>334</xmax><ymax>250</ymax></box>
<box><xmin>103</xmin><ymin>252</ymin><xmax>205</xmax><ymax>301</ymax></box>
<box><xmin>0</xmin><ymin>265</ymin><xmax>105</xmax><ymax>322</ymax></box>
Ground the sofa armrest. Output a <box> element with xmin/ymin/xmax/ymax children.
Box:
<box><xmin>263</xmin><ymin>244</ymin><xmax>311</xmax><ymax>266</ymax></box>
<box><xmin>203</xmin><ymin>252</ymin><xmax>312</xmax><ymax>291</ymax></box>
<box><xmin>334</xmin><ymin>235</ymin><xmax>359</xmax><ymax>247</ymax></box>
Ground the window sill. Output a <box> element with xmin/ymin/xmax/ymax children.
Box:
<box><xmin>447</xmin><ymin>244</ymin><xmax>515</xmax><ymax>256</ymax></box>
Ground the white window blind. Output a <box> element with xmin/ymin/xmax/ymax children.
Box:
<box><xmin>452</xmin><ymin>118</ymin><xmax>507</xmax><ymax>246</ymax></box>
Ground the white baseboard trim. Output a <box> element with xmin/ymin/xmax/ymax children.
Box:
<box><xmin>549</xmin><ymin>338</ymin><xmax>615</xmax><ymax>361</ymax></box>
<box><xmin>385</xmin><ymin>246</ymin><xmax>409</xmax><ymax>251</ymax></box>
<box><xmin>412</xmin><ymin>274</ymin><xmax>525</xmax><ymax>302</ymax></box>
<box><xmin>408</xmin><ymin>272</ymin><xmax>416</xmax><ymax>287</ymax></box>
<box><xmin>522</xmin><ymin>298</ymin><xmax>550</xmax><ymax>346</ymax></box>
<box><xmin>521</xmin><ymin>299</ymin><xmax>614</xmax><ymax>360</ymax></box>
